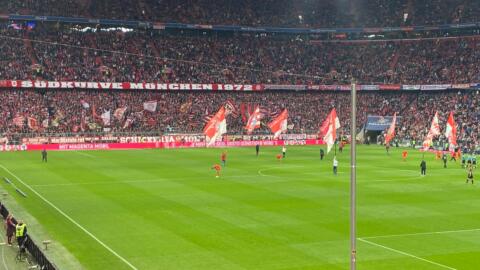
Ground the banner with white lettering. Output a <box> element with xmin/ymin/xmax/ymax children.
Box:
<box><xmin>1</xmin><ymin>80</ymin><xmax>263</xmax><ymax>91</ymax></box>
<box><xmin>1</xmin><ymin>80</ymin><xmax>479</xmax><ymax>92</ymax></box>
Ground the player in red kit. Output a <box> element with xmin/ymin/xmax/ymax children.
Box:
<box><xmin>212</xmin><ymin>164</ymin><xmax>221</xmax><ymax>178</ymax></box>
<box><xmin>402</xmin><ymin>150</ymin><xmax>408</xmax><ymax>161</ymax></box>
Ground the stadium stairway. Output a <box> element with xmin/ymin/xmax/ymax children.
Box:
<box><xmin>85</xmin><ymin>35</ymin><xmax>102</xmax><ymax>66</ymax></box>
<box><xmin>22</xmin><ymin>34</ymin><xmax>38</xmax><ymax>65</ymax></box>
<box><xmin>389</xmin><ymin>50</ymin><xmax>401</xmax><ymax>71</ymax></box>
<box><xmin>149</xmin><ymin>40</ymin><xmax>161</xmax><ymax>59</ymax></box>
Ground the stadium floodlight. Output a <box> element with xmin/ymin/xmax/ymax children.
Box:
<box><xmin>350</xmin><ymin>81</ymin><xmax>357</xmax><ymax>270</ymax></box>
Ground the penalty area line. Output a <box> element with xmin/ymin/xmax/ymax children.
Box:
<box><xmin>0</xmin><ymin>164</ymin><xmax>138</xmax><ymax>270</ymax></box>
<box><xmin>358</xmin><ymin>238</ymin><xmax>457</xmax><ymax>270</ymax></box>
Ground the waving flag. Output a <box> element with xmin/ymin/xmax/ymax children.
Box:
<box><xmin>268</xmin><ymin>109</ymin><xmax>288</xmax><ymax>139</ymax></box>
<box><xmin>320</xmin><ymin>108</ymin><xmax>341</xmax><ymax>154</ymax></box>
<box><xmin>114</xmin><ymin>107</ymin><xmax>127</xmax><ymax>121</ymax></box>
<box><xmin>27</xmin><ymin>117</ymin><xmax>38</xmax><ymax>130</ymax></box>
<box><xmin>245</xmin><ymin>106</ymin><xmax>263</xmax><ymax>134</ymax></box>
<box><xmin>143</xmin><ymin>101</ymin><xmax>157</xmax><ymax>112</ymax></box>
<box><xmin>123</xmin><ymin>117</ymin><xmax>134</xmax><ymax>129</ymax></box>
<box><xmin>13</xmin><ymin>116</ymin><xmax>25</xmax><ymax>127</ymax></box>
<box><xmin>203</xmin><ymin>106</ymin><xmax>227</xmax><ymax>146</ymax></box>
<box><xmin>42</xmin><ymin>119</ymin><xmax>49</xmax><ymax>128</ymax></box>
<box><xmin>385</xmin><ymin>112</ymin><xmax>397</xmax><ymax>145</ymax></box>
<box><xmin>101</xmin><ymin>110</ymin><xmax>111</xmax><ymax>126</ymax></box>
<box><xmin>422</xmin><ymin>111</ymin><xmax>441</xmax><ymax>150</ymax></box>
<box><xmin>225</xmin><ymin>100</ymin><xmax>238</xmax><ymax>117</ymax></box>
<box><xmin>445</xmin><ymin>112</ymin><xmax>457</xmax><ymax>151</ymax></box>
<box><xmin>180</xmin><ymin>101</ymin><xmax>192</xmax><ymax>113</ymax></box>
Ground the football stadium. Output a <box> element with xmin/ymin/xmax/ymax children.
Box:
<box><xmin>0</xmin><ymin>1</ymin><xmax>479</xmax><ymax>270</ymax></box>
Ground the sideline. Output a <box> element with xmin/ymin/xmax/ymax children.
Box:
<box><xmin>358</xmin><ymin>238</ymin><xmax>457</xmax><ymax>270</ymax></box>
<box><xmin>0</xmin><ymin>164</ymin><xmax>138</xmax><ymax>270</ymax></box>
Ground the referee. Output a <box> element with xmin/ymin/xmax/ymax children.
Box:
<box><xmin>42</xmin><ymin>149</ymin><xmax>48</xmax><ymax>162</ymax></box>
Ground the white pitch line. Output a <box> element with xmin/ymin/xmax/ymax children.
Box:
<box><xmin>358</xmin><ymin>238</ymin><xmax>457</xmax><ymax>270</ymax></box>
<box><xmin>29</xmin><ymin>178</ymin><xmax>164</xmax><ymax>187</ymax></box>
<box><xmin>361</xmin><ymin>228</ymin><xmax>480</xmax><ymax>240</ymax></box>
<box><xmin>0</xmin><ymin>165</ymin><xmax>138</xmax><ymax>270</ymax></box>
<box><xmin>257</xmin><ymin>168</ymin><xmax>281</xmax><ymax>178</ymax></box>
<box><xmin>257</xmin><ymin>165</ymin><xmax>309</xmax><ymax>178</ymax></box>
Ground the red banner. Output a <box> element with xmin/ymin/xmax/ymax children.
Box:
<box><xmin>1</xmin><ymin>80</ymin><xmax>263</xmax><ymax>91</ymax></box>
<box><xmin>0</xmin><ymin>80</ymin><xmax>477</xmax><ymax>92</ymax></box>
<box><xmin>379</xmin><ymin>84</ymin><xmax>401</xmax><ymax>90</ymax></box>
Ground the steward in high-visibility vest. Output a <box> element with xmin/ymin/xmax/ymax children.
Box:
<box><xmin>16</xmin><ymin>223</ymin><xmax>26</xmax><ymax>237</ymax></box>
<box><xmin>15</xmin><ymin>221</ymin><xmax>27</xmax><ymax>247</ymax></box>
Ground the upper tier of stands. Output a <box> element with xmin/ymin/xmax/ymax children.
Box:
<box><xmin>1</xmin><ymin>26</ymin><xmax>479</xmax><ymax>85</ymax></box>
<box><xmin>1</xmin><ymin>0</ymin><xmax>480</xmax><ymax>28</ymax></box>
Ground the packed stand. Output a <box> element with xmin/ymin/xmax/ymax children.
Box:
<box><xmin>1</xmin><ymin>26</ymin><xmax>480</xmax><ymax>84</ymax></box>
<box><xmin>0</xmin><ymin>89</ymin><xmax>478</xmax><ymax>150</ymax></box>
<box><xmin>1</xmin><ymin>0</ymin><xmax>480</xmax><ymax>28</ymax></box>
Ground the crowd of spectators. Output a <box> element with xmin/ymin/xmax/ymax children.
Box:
<box><xmin>0</xmin><ymin>89</ymin><xmax>478</xmax><ymax>151</ymax></box>
<box><xmin>0</xmin><ymin>1</ymin><xmax>479</xmax><ymax>151</ymax></box>
<box><xmin>2</xmin><ymin>0</ymin><xmax>480</xmax><ymax>28</ymax></box>
<box><xmin>1</xmin><ymin>26</ymin><xmax>480</xmax><ymax>85</ymax></box>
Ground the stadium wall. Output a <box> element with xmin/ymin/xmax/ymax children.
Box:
<box><xmin>1</xmin><ymin>133</ymin><xmax>325</xmax><ymax>152</ymax></box>
<box><xmin>0</xmin><ymin>139</ymin><xmax>325</xmax><ymax>152</ymax></box>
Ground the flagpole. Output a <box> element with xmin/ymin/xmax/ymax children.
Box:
<box><xmin>350</xmin><ymin>80</ymin><xmax>357</xmax><ymax>270</ymax></box>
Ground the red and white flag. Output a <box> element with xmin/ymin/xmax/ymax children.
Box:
<box><xmin>444</xmin><ymin>112</ymin><xmax>457</xmax><ymax>151</ymax></box>
<box><xmin>27</xmin><ymin>117</ymin><xmax>38</xmax><ymax>130</ymax></box>
<box><xmin>143</xmin><ymin>101</ymin><xmax>157</xmax><ymax>112</ymax></box>
<box><xmin>114</xmin><ymin>107</ymin><xmax>127</xmax><ymax>121</ymax></box>
<box><xmin>203</xmin><ymin>106</ymin><xmax>227</xmax><ymax>146</ymax></box>
<box><xmin>225</xmin><ymin>100</ymin><xmax>238</xmax><ymax>117</ymax></box>
<box><xmin>42</xmin><ymin>119</ymin><xmax>49</xmax><ymax>128</ymax></box>
<box><xmin>385</xmin><ymin>112</ymin><xmax>397</xmax><ymax>145</ymax></box>
<box><xmin>245</xmin><ymin>106</ymin><xmax>263</xmax><ymax>134</ymax></box>
<box><xmin>13</xmin><ymin>116</ymin><xmax>25</xmax><ymax>127</ymax></box>
<box><xmin>422</xmin><ymin>111</ymin><xmax>440</xmax><ymax>150</ymax></box>
<box><xmin>320</xmin><ymin>108</ymin><xmax>341</xmax><ymax>154</ymax></box>
<box><xmin>101</xmin><ymin>110</ymin><xmax>111</xmax><ymax>126</ymax></box>
<box><xmin>123</xmin><ymin>118</ymin><xmax>134</xmax><ymax>129</ymax></box>
<box><xmin>268</xmin><ymin>109</ymin><xmax>288</xmax><ymax>139</ymax></box>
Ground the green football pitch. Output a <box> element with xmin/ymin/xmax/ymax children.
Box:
<box><xmin>0</xmin><ymin>146</ymin><xmax>479</xmax><ymax>270</ymax></box>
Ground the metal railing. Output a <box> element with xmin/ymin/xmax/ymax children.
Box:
<box><xmin>0</xmin><ymin>202</ymin><xmax>57</xmax><ymax>270</ymax></box>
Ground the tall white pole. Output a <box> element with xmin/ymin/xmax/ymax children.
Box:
<box><xmin>350</xmin><ymin>82</ymin><xmax>357</xmax><ymax>270</ymax></box>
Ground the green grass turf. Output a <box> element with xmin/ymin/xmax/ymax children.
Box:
<box><xmin>0</xmin><ymin>145</ymin><xmax>479</xmax><ymax>270</ymax></box>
